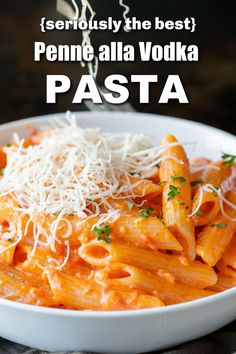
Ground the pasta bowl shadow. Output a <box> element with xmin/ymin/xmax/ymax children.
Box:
<box><xmin>0</xmin><ymin>111</ymin><xmax>235</xmax><ymax>353</ymax></box>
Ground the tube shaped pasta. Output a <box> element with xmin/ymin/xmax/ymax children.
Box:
<box><xmin>17</xmin><ymin>244</ymin><xmax>66</xmax><ymax>276</ymax></box>
<box><xmin>133</xmin><ymin>294</ymin><xmax>164</xmax><ymax>308</ymax></box>
<box><xmin>216</xmin><ymin>235</ymin><xmax>236</xmax><ymax>277</ymax></box>
<box><xmin>111</xmin><ymin>215</ymin><xmax>183</xmax><ymax>251</ymax></box>
<box><xmin>46</xmin><ymin>270</ymin><xmax>164</xmax><ymax>310</ymax></box>
<box><xmin>95</xmin><ymin>263</ymin><xmax>215</xmax><ymax>305</ymax></box>
<box><xmin>0</xmin><ymin>239</ymin><xmax>16</xmax><ymax>265</ymax></box>
<box><xmin>201</xmin><ymin>161</ymin><xmax>231</xmax><ymax>186</ymax></box>
<box><xmin>192</xmin><ymin>161</ymin><xmax>231</xmax><ymax>226</ymax></box>
<box><xmin>124</xmin><ymin>176</ymin><xmax>162</xmax><ymax>198</ymax></box>
<box><xmin>207</xmin><ymin>275</ymin><xmax>236</xmax><ymax>292</ymax></box>
<box><xmin>196</xmin><ymin>192</ymin><xmax>236</xmax><ymax>267</ymax></box>
<box><xmin>79</xmin><ymin>240</ymin><xmax>217</xmax><ymax>288</ymax></box>
<box><xmin>0</xmin><ymin>265</ymin><xmax>54</xmax><ymax>306</ymax></box>
<box><xmin>74</xmin><ymin>215</ymin><xmax>182</xmax><ymax>251</ymax></box>
<box><xmin>159</xmin><ymin>134</ymin><xmax>195</xmax><ymax>259</ymax></box>
<box><xmin>47</xmin><ymin>270</ymin><xmax>120</xmax><ymax>310</ymax></box>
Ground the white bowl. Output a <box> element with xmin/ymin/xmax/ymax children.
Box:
<box><xmin>0</xmin><ymin>111</ymin><xmax>235</xmax><ymax>353</ymax></box>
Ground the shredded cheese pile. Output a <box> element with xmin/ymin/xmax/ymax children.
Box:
<box><xmin>0</xmin><ymin>115</ymin><xmax>182</xmax><ymax>227</ymax></box>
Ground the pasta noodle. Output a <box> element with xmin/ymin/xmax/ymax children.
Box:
<box><xmin>159</xmin><ymin>134</ymin><xmax>195</xmax><ymax>260</ymax></box>
<box><xmin>191</xmin><ymin>161</ymin><xmax>231</xmax><ymax>226</ymax></box>
<box><xmin>0</xmin><ymin>118</ymin><xmax>235</xmax><ymax>310</ymax></box>
<box><xmin>196</xmin><ymin>192</ymin><xmax>236</xmax><ymax>266</ymax></box>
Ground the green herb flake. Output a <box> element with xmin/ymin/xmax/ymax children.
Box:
<box><xmin>221</xmin><ymin>152</ymin><xmax>236</xmax><ymax>167</ymax></box>
<box><xmin>5</xmin><ymin>143</ymin><xmax>12</xmax><ymax>147</ymax></box>
<box><xmin>211</xmin><ymin>222</ymin><xmax>227</xmax><ymax>228</ymax></box>
<box><xmin>179</xmin><ymin>202</ymin><xmax>189</xmax><ymax>210</ymax></box>
<box><xmin>0</xmin><ymin>169</ymin><xmax>4</xmax><ymax>176</ymax></box>
<box><xmin>167</xmin><ymin>185</ymin><xmax>180</xmax><ymax>201</ymax></box>
<box><xmin>93</xmin><ymin>225</ymin><xmax>112</xmax><ymax>243</ymax></box>
<box><xmin>126</xmin><ymin>201</ymin><xmax>134</xmax><ymax>210</ymax></box>
<box><xmin>171</xmin><ymin>176</ymin><xmax>186</xmax><ymax>183</ymax></box>
<box><xmin>7</xmin><ymin>238</ymin><xmax>13</xmax><ymax>242</ymax></box>
<box><xmin>196</xmin><ymin>209</ymin><xmax>202</xmax><ymax>216</ymax></box>
<box><xmin>69</xmin><ymin>213</ymin><xmax>75</xmax><ymax>217</ymax></box>
<box><xmin>192</xmin><ymin>197</ymin><xmax>199</xmax><ymax>203</ymax></box>
<box><xmin>139</xmin><ymin>207</ymin><xmax>155</xmax><ymax>218</ymax></box>
<box><xmin>191</xmin><ymin>178</ymin><xmax>204</xmax><ymax>187</ymax></box>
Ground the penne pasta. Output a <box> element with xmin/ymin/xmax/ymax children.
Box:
<box><xmin>216</xmin><ymin>235</ymin><xmax>236</xmax><ymax>278</ymax></box>
<box><xmin>108</xmin><ymin>215</ymin><xmax>183</xmax><ymax>251</ymax></box>
<box><xmin>46</xmin><ymin>270</ymin><xmax>120</xmax><ymax>310</ymax></box>
<box><xmin>159</xmin><ymin>134</ymin><xmax>195</xmax><ymax>259</ymax></box>
<box><xmin>79</xmin><ymin>240</ymin><xmax>217</xmax><ymax>288</ymax></box>
<box><xmin>123</xmin><ymin>175</ymin><xmax>162</xmax><ymax>198</ymax></box>
<box><xmin>192</xmin><ymin>161</ymin><xmax>231</xmax><ymax>226</ymax></box>
<box><xmin>95</xmin><ymin>263</ymin><xmax>215</xmax><ymax>305</ymax></box>
<box><xmin>0</xmin><ymin>239</ymin><xmax>16</xmax><ymax>265</ymax></box>
<box><xmin>46</xmin><ymin>269</ymin><xmax>164</xmax><ymax>310</ymax></box>
<box><xmin>68</xmin><ymin>214</ymin><xmax>182</xmax><ymax>252</ymax></box>
<box><xmin>196</xmin><ymin>193</ymin><xmax>236</xmax><ymax>267</ymax></box>
<box><xmin>0</xmin><ymin>264</ymin><xmax>55</xmax><ymax>306</ymax></box>
<box><xmin>207</xmin><ymin>275</ymin><xmax>236</xmax><ymax>292</ymax></box>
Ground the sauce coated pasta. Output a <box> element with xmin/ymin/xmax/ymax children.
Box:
<box><xmin>0</xmin><ymin>118</ymin><xmax>235</xmax><ymax>310</ymax></box>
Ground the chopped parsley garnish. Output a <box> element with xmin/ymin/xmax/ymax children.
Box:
<box><xmin>5</xmin><ymin>143</ymin><xmax>12</xmax><ymax>147</ymax></box>
<box><xmin>221</xmin><ymin>152</ymin><xmax>236</xmax><ymax>167</ymax></box>
<box><xmin>126</xmin><ymin>201</ymin><xmax>134</xmax><ymax>210</ymax></box>
<box><xmin>196</xmin><ymin>209</ymin><xmax>202</xmax><ymax>216</ymax></box>
<box><xmin>7</xmin><ymin>238</ymin><xmax>13</xmax><ymax>242</ymax></box>
<box><xmin>179</xmin><ymin>202</ymin><xmax>189</xmax><ymax>210</ymax></box>
<box><xmin>167</xmin><ymin>185</ymin><xmax>180</xmax><ymax>201</ymax></box>
<box><xmin>191</xmin><ymin>178</ymin><xmax>204</xmax><ymax>187</ymax></box>
<box><xmin>171</xmin><ymin>176</ymin><xmax>186</xmax><ymax>183</ymax></box>
<box><xmin>192</xmin><ymin>197</ymin><xmax>198</xmax><ymax>203</ymax></box>
<box><xmin>211</xmin><ymin>222</ymin><xmax>227</xmax><ymax>228</ymax></box>
<box><xmin>212</xmin><ymin>185</ymin><xmax>219</xmax><ymax>197</ymax></box>
<box><xmin>69</xmin><ymin>213</ymin><xmax>75</xmax><ymax>217</ymax></box>
<box><xmin>139</xmin><ymin>207</ymin><xmax>155</xmax><ymax>218</ymax></box>
<box><xmin>93</xmin><ymin>225</ymin><xmax>112</xmax><ymax>243</ymax></box>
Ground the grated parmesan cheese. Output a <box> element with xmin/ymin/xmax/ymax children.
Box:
<box><xmin>0</xmin><ymin>113</ymin><xmax>187</xmax><ymax>256</ymax></box>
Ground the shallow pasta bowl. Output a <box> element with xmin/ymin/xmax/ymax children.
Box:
<box><xmin>0</xmin><ymin>111</ymin><xmax>236</xmax><ymax>353</ymax></box>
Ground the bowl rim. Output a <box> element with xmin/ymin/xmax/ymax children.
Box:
<box><xmin>1</xmin><ymin>286</ymin><xmax>236</xmax><ymax>318</ymax></box>
<box><xmin>0</xmin><ymin>111</ymin><xmax>235</xmax><ymax>142</ymax></box>
<box><xmin>0</xmin><ymin>111</ymin><xmax>235</xmax><ymax>318</ymax></box>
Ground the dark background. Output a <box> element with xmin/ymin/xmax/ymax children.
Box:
<box><xmin>0</xmin><ymin>0</ymin><xmax>235</xmax><ymax>134</ymax></box>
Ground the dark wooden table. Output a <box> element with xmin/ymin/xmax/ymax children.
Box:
<box><xmin>0</xmin><ymin>1</ymin><xmax>235</xmax><ymax>353</ymax></box>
